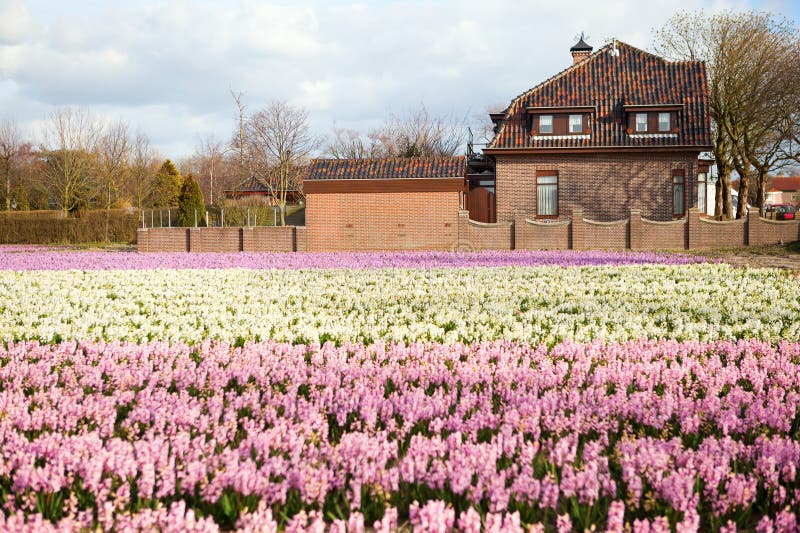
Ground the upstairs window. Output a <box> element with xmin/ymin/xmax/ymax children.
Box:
<box><xmin>569</xmin><ymin>114</ymin><xmax>583</xmax><ymax>133</ymax></box>
<box><xmin>636</xmin><ymin>113</ymin><xmax>648</xmax><ymax>132</ymax></box>
<box><xmin>658</xmin><ymin>112</ymin><xmax>671</xmax><ymax>132</ymax></box>
<box><xmin>539</xmin><ymin>115</ymin><xmax>553</xmax><ymax>134</ymax></box>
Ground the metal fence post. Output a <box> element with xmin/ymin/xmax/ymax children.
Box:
<box><xmin>151</xmin><ymin>210</ymin><xmax>154</xmax><ymax>228</ymax></box>
<box><xmin>142</xmin><ymin>209</ymin><xmax>145</xmax><ymax>228</ymax></box>
<box><xmin>247</xmin><ymin>208</ymin><xmax>251</xmax><ymax>227</ymax></box>
<box><xmin>221</xmin><ymin>209</ymin><xmax>224</xmax><ymax>227</ymax></box>
<box><xmin>168</xmin><ymin>209</ymin><xmax>171</xmax><ymax>227</ymax></box>
<box><xmin>159</xmin><ymin>210</ymin><xmax>163</xmax><ymax>227</ymax></box>
<box><xmin>194</xmin><ymin>209</ymin><xmax>197</xmax><ymax>228</ymax></box>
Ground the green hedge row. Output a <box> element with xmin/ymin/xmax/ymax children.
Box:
<box><xmin>0</xmin><ymin>210</ymin><xmax>139</xmax><ymax>245</ymax></box>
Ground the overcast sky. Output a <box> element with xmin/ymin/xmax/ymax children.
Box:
<box><xmin>0</xmin><ymin>0</ymin><xmax>797</xmax><ymax>159</ymax></box>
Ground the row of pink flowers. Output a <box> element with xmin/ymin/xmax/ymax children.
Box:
<box><xmin>1</xmin><ymin>338</ymin><xmax>798</xmax><ymax>531</ymax></box>
<box><xmin>0</xmin><ymin>247</ymin><xmax>708</xmax><ymax>271</ymax></box>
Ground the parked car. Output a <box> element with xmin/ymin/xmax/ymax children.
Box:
<box><xmin>763</xmin><ymin>204</ymin><xmax>796</xmax><ymax>220</ymax></box>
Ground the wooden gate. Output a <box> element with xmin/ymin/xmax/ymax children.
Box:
<box><xmin>468</xmin><ymin>187</ymin><xmax>496</xmax><ymax>223</ymax></box>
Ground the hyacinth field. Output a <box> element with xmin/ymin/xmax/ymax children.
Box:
<box><xmin>1</xmin><ymin>247</ymin><xmax>799</xmax><ymax>532</ymax></box>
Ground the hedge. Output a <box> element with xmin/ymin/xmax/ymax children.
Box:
<box><xmin>0</xmin><ymin>209</ymin><xmax>139</xmax><ymax>245</ymax></box>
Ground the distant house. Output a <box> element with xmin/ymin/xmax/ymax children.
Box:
<box><xmin>479</xmin><ymin>37</ymin><xmax>712</xmax><ymax>223</ymax></box>
<box><xmin>224</xmin><ymin>175</ymin><xmax>303</xmax><ymax>205</ymax></box>
<box><xmin>304</xmin><ymin>157</ymin><xmax>466</xmax><ymax>251</ymax></box>
<box><xmin>768</xmin><ymin>176</ymin><xmax>800</xmax><ymax>205</ymax></box>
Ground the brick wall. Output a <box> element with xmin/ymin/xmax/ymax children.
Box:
<box><xmin>138</xmin><ymin>209</ymin><xmax>799</xmax><ymax>253</ymax></box>
<box><xmin>639</xmin><ymin>217</ymin><xmax>687</xmax><ymax>250</ymax></box>
<box><xmin>306</xmin><ymin>191</ymin><xmax>460</xmax><ymax>251</ymax></box>
<box><xmin>495</xmin><ymin>153</ymin><xmax>698</xmax><ymax>223</ymax></box>
<box><xmin>190</xmin><ymin>227</ymin><xmax>241</xmax><ymax>253</ymax></box>
<box><xmin>748</xmin><ymin>216</ymin><xmax>800</xmax><ymax>246</ymax></box>
<box><xmin>688</xmin><ymin>210</ymin><xmax>746</xmax><ymax>249</ymax></box>
<box><xmin>583</xmin><ymin>219</ymin><xmax>628</xmax><ymax>250</ymax></box>
<box><xmin>137</xmin><ymin>228</ymin><xmax>189</xmax><ymax>252</ymax></box>
<box><xmin>241</xmin><ymin>227</ymin><xmax>295</xmax><ymax>252</ymax></box>
<box><xmin>466</xmin><ymin>218</ymin><xmax>513</xmax><ymax>251</ymax></box>
<box><xmin>514</xmin><ymin>215</ymin><xmax>571</xmax><ymax>250</ymax></box>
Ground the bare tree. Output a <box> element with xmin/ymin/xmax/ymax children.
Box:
<box><xmin>128</xmin><ymin>131</ymin><xmax>160</xmax><ymax>209</ymax></box>
<box><xmin>0</xmin><ymin>119</ymin><xmax>22</xmax><ymax>210</ymax></box>
<box><xmin>371</xmin><ymin>104</ymin><xmax>466</xmax><ymax>158</ymax></box>
<box><xmin>325</xmin><ymin>104</ymin><xmax>467</xmax><ymax>160</ymax></box>
<box><xmin>193</xmin><ymin>135</ymin><xmax>228</xmax><ymax>205</ymax></box>
<box><xmin>39</xmin><ymin>108</ymin><xmax>102</xmax><ymax>215</ymax></box>
<box><xmin>654</xmin><ymin>10</ymin><xmax>800</xmax><ymax>219</ymax></box>
<box><xmin>325</xmin><ymin>125</ymin><xmax>382</xmax><ymax>159</ymax></box>
<box><xmin>246</xmin><ymin>101</ymin><xmax>319</xmax><ymax>225</ymax></box>
<box><xmin>231</xmin><ymin>90</ymin><xmax>248</xmax><ymax>175</ymax></box>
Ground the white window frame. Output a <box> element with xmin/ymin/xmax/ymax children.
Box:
<box><xmin>636</xmin><ymin>113</ymin><xmax>648</xmax><ymax>132</ymax></box>
<box><xmin>658</xmin><ymin>112</ymin><xmax>671</xmax><ymax>132</ymax></box>
<box><xmin>569</xmin><ymin>114</ymin><xmax>583</xmax><ymax>134</ymax></box>
<box><xmin>697</xmin><ymin>172</ymin><xmax>707</xmax><ymax>214</ymax></box>
<box><xmin>537</xmin><ymin>173</ymin><xmax>558</xmax><ymax>217</ymax></box>
<box><xmin>539</xmin><ymin>115</ymin><xmax>553</xmax><ymax>134</ymax></box>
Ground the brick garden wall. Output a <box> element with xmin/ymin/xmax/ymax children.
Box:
<box><xmin>139</xmin><ymin>210</ymin><xmax>799</xmax><ymax>252</ymax></box>
<box><xmin>495</xmin><ymin>153</ymin><xmax>698</xmax><ymax>223</ymax></box>
<box><xmin>514</xmin><ymin>216</ymin><xmax>571</xmax><ymax>250</ymax></box>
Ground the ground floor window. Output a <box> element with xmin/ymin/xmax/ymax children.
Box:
<box><xmin>697</xmin><ymin>172</ymin><xmax>707</xmax><ymax>214</ymax></box>
<box><xmin>673</xmin><ymin>170</ymin><xmax>685</xmax><ymax>217</ymax></box>
<box><xmin>537</xmin><ymin>172</ymin><xmax>558</xmax><ymax>217</ymax></box>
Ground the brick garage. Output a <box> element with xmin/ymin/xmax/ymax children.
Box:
<box><xmin>495</xmin><ymin>153</ymin><xmax>697</xmax><ymax>223</ymax></box>
<box><xmin>304</xmin><ymin>158</ymin><xmax>466</xmax><ymax>252</ymax></box>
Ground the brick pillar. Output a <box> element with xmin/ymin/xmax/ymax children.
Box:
<box><xmin>458</xmin><ymin>210</ymin><xmax>470</xmax><ymax>251</ymax></box>
<box><xmin>629</xmin><ymin>209</ymin><xmax>642</xmax><ymax>250</ymax></box>
<box><xmin>571</xmin><ymin>208</ymin><xmax>585</xmax><ymax>250</ymax></box>
<box><xmin>512</xmin><ymin>213</ymin><xmax>525</xmax><ymax>250</ymax></box>
<box><xmin>295</xmin><ymin>227</ymin><xmax>307</xmax><ymax>252</ymax></box>
<box><xmin>188</xmin><ymin>228</ymin><xmax>202</xmax><ymax>252</ymax></box>
<box><xmin>137</xmin><ymin>228</ymin><xmax>148</xmax><ymax>252</ymax></box>
<box><xmin>687</xmin><ymin>207</ymin><xmax>701</xmax><ymax>250</ymax></box>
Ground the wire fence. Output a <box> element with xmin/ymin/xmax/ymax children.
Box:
<box><xmin>140</xmin><ymin>206</ymin><xmax>284</xmax><ymax>228</ymax></box>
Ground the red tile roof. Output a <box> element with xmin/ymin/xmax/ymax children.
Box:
<box><xmin>306</xmin><ymin>157</ymin><xmax>466</xmax><ymax>181</ymax></box>
<box><xmin>770</xmin><ymin>176</ymin><xmax>800</xmax><ymax>191</ymax></box>
<box><xmin>487</xmin><ymin>41</ymin><xmax>711</xmax><ymax>151</ymax></box>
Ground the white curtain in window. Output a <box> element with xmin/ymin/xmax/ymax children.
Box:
<box><xmin>658</xmin><ymin>112</ymin><xmax>670</xmax><ymax>131</ymax></box>
<box><xmin>539</xmin><ymin>115</ymin><xmax>553</xmax><ymax>133</ymax></box>
<box><xmin>636</xmin><ymin>113</ymin><xmax>648</xmax><ymax>132</ymax></box>
<box><xmin>569</xmin><ymin>114</ymin><xmax>582</xmax><ymax>133</ymax></box>
<box><xmin>538</xmin><ymin>175</ymin><xmax>558</xmax><ymax>216</ymax></box>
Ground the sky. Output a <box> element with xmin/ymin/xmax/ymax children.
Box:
<box><xmin>0</xmin><ymin>0</ymin><xmax>798</xmax><ymax>159</ymax></box>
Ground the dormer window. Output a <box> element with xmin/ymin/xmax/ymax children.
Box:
<box><xmin>658</xmin><ymin>112</ymin><xmax>671</xmax><ymax>132</ymax></box>
<box><xmin>539</xmin><ymin>115</ymin><xmax>553</xmax><ymax>134</ymax></box>
<box><xmin>569</xmin><ymin>115</ymin><xmax>583</xmax><ymax>133</ymax></box>
<box><xmin>636</xmin><ymin>113</ymin><xmax>648</xmax><ymax>132</ymax></box>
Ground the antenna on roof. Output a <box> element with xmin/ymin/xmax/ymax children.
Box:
<box><xmin>608</xmin><ymin>37</ymin><xmax>620</xmax><ymax>57</ymax></box>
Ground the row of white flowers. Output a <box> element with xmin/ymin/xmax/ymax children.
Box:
<box><xmin>0</xmin><ymin>264</ymin><xmax>797</xmax><ymax>345</ymax></box>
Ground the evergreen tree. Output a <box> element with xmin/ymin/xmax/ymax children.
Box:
<box><xmin>177</xmin><ymin>174</ymin><xmax>206</xmax><ymax>227</ymax></box>
<box><xmin>149</xmin><ymin>159</ymin><xmax>183</xmax><ymax>207</ymax></box>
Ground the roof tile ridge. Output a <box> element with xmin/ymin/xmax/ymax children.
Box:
<box><xmin>488</xmin><ymin>42</ymin><xmax>613</xmax><ymax>148</ymax></box>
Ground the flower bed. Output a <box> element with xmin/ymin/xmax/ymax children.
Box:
<box><xmin>1</xmin><ymin>339</ymin><xmax>798</xmax><ymax>532</ymax></box>
<box><xmin>0</xmin><ymin>248</ymin><xmax>707</xmax><ymax>271</ymax></box>
<box><xmin>0</xmin><ymin>264</ymin><xmax>796</xmax><ymax>345</ymax></box>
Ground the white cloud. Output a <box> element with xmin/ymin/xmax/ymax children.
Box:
<box><xmin>0</xmin><ymin>0</ymin><xmax>780</xmax><ymax>158</ymax></box>
<box><xmin>0</xmin><ymin>0</ymin><xmax>33</xmax><ymax>45</ymax></box>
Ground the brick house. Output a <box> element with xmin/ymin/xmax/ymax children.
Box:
<box><xmin>768</xmin><ymin>176</ymin><xmax>800</xmax><ymax>206</ymax></box>
<box><xmin>480</xmin><ymin>37</ymin><xmax>712</xmax><ymax>223</ymax></box>
<box><xmin>304</xmin><ymin>157</ymin><xmax>466</xmax><ymax>251</ymax></box>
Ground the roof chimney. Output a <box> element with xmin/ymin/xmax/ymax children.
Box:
<box><xmin>570</xmin><ymin>33</ymin><xmax>593</xmax><ymax>65</ymax></box>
